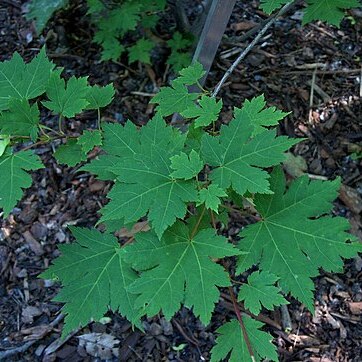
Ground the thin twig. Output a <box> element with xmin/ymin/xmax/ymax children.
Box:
<box><xmin>130</xmin><ymin>91</ymin><xmax>156</xmax><ymax>97</ymax></box>
<box><xmin>212</xmin><ymin>1</ymin><xmax>295</xmax><ymax>97</ymax></box>
<box><xmin>308</xmin><ymin>67</ymin><xmax>317</xmax><ymax>123</ymax></box>
<box><xmin>309</xmin><ymin>68</ymin><xmax>317</xmax><ymax>109</ymax></box>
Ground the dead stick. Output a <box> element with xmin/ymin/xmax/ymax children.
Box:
<box><xmin>0</xmin><ymin>314</ymin><xmax>64</xmax><ymax>359</ymax></box>
<box><xmin>212</xmin><ymin>1</ymin><xmax>296</xmax><ymax>97</ymax></box>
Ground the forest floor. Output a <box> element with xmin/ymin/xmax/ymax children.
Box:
<box><xmin>0</xmin><ymin>0</ymin><xmax>361</xmax><ymax>361</ymax></box>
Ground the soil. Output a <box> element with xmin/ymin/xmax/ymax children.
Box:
<box><xmin>0</xmin><ymin>0</ymin><xmax>361</xmax><ymax>361</ymax></box>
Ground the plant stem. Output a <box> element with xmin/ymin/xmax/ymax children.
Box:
<box><xmin>58</xmin><ymin>114</ymin><xmax>64</xmax><ymax>135</ymax></box>
<box><xmin>228</xmin><ymin>286</ymin><xmax>256</xmax><ymax>362</ymax></box>
<box><xmin>97</xmin><ymin>108</ymin><xmax>102</xmax><ymax>130</ymax></box>
<box><xmin>40</xmin><ymin>124</ymin><xmax>63</xmax><ymax>136</ymax></box>
<box><xmin>195</xmin><ymin>175</ymin><xmax>201</xmax><ymax>190</ymax></box>
<box><xmin>196</xmin><ymin>80</ymin><xmax>207</xmax><ymax>93</ymax></box>
<box><xmin>190</xmin><ymin>206</ymin><xmax>206</xmax><ymax>239</ymax></box>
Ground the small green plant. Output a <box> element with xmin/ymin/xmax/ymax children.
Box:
<box><xmin>26</xmin><ymin>0</ymin><xmax>193</xmax><ymax>70</ymax></box>
<box><xmin>1</xmin><ymin>50</ymin><xmax>361</xmax><ymax>361</ymax></box>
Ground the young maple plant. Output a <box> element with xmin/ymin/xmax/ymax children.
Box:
<box><xmin>1</xmin><ymin>49</ymin><xmax>361</xmax><ymax>361</ymax></box>
<box><xmin>26</xmin><ymin>0</ymin><xmax>193</xmax><ymax>70</ymax></box>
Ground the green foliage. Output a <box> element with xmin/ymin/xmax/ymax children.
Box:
<box><xmin>54</xmin><ymin>139</ymin><xmax>87</xmax><ymax>167</ymax></box>
<box><xmin>41</xmin><ymin>227</ymin><xmax>140</xmax><ymax>336</ymax></box>
<box><xmin>0</xmin><ymin>99</ymin><xmax>39</xmax><ymax>141</ymax></box>
<box><xmin>85</xmin><ymin>84</ymin><xmax>115</xmax><ymax>110</ymax></box>
<box><xmin>170</xmin><ymin>150</ymin><xmax>203</xmax><ymax>180</ymax></box>
<box><xmin>234</xmin><ymin>94</ymin><xmax>289</xmax><ymax>136</ymax></box>
<box><xmin>175</xmin><ymin>61</ymin><xmax>206</xmax><ymax>86</ymax></box>
<box><xmin>210</xmin><ymin>318</ymin><xmax>278</xmax><ymax>362</ymax></box>
<box><xmin>2</xmin><ymin>51</ymin><xmax>360</xmax><ymax>360</ymax></box>
<box><xmin>0</xmin><ymin>48</ymin><xmax>55</xmax><ymax>111</ymax></box>
<box><xmin>77</xmin><ymin>130</ymin><xmax>102</xmax><ymax>154</ymax></box>
<box><xmin>260</xmin><ymin>0</ymin><xmax>360</xmax><ymax>26</ymax></box>
<box><xmin>259</xmin><ymin>0</ymin><xmax>289</xmax><ymax>14</ymax></box>
<box><xmin>128</xmin><ymin>38</ymin><xmax>154</xmax><ymax>65</ymax></box>
<box><xmin>197</xmin><ymin>184</ymin><xmax>227</xmax><ymax>213</ymax></box>
<box><xmin>201</xmin><ymin>105</ymin><xmax>299</xmax><ymax>195</ymax></box>
<box><xmin>167</xmin><ymin>32</ymin><xmax>194</xmax><ymax>71</ymax></box>
<box><xmin>27</xmin><ymin>0</ymin><xmax>189</xmax><ymax>68</ymax></box>
<box><xmin>238</xmin><ymin>271</ymin><xmax>288</xmax><ymax>315</ymax></box>
<box><xmin>151</xmin><ymin>80</ymin><xmax>199</xmax><ymax>116</ymax></box>
<box><xmin>303</xmin><ymin>0</ymin><xmax>361</xmax><ymax>27</ymax></box>
<box><xmin>182</xmin><ymin>96</ymin><xmax>223</xmax><ymax>128</ymax></box>
<box><xmin>0</xmin><ymin>135</ymin><xmax>10</xmax><ymax>157</ymax></box>
<box><xmin>237</xmin><ymin>167</ymin><xmax>362</xmax><ymax>311</ymax></box>
<box><xmin>42</xmin><ymin>70</ymin><xmax>90</xmax><ymax>117</ymax></box>
<box><xmin>0</xmin><ymin>150</ymin><xmax>43</xmax><ymax>216</ymax></box>
<box><xmin>126</xmin><ymin>222</ymin><xmax>241</xmax><ymax>324</ymax></box>
<box><xmin>26</xmin><ymin>0</ymin><xmax>69</xmax><ymax>33</ymax></box>
<box><xmin>98</xmin><ymin>116</ymin><xmax>199</xmax><ymax>238</ymax></box>
<box><xmin>167</xmin><ymin>52</ymin><xmax>193</xmax><ymax>73</ymax></box>
<box><xmin>80</xmin><ymin>155</ymin><xmax>118</xmax><ymax>181</ymax></box>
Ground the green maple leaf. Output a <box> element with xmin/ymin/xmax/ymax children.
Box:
<box><xmin>174</xmin><ymin>61</ymin><xmax>205</xmax><ymax>86</ymax></box>
<box><xmin>197</xmin><ymin>184</ymin><xmax>227</xmax><ymax>213</ymax></box>
<box><xmin>54</xmin><ymin>139</ymin><xmax>87</xmax><ymax>166</ymax></box>
<box><xmin>99</xmin><ymin>116</ymin><xmax>199</xmax><ymax>238</ymax></box>
<box><xmin>128</xmin><ymin>38</ymin><xmax>154</xmax><ymax>64</ymax></box>
<box><xmin>126</xmin><ymin>222</ymin><xmax>241</xmax><ymax>324</ymax></box>
<box><xmin>80</xmin><ymin>121</ymin><xmax>140</xmax><ymax>181</ymax></box>
<box><xmin>0</xmin><ymin>150</ymin><xmax>43</xmax><ymax>216</ymax></box>
<box><xmin>167</xmin><ymin>52</ymin><xmax>192</xmax><ymax>72</ymax></box>
<box><xmin>151</xmin><ymin>80</ymin><xmax>199</xmax><ymax>117</ymax></box>
<box><xmin>26</xmin><ymin>0</ymin><xmax>69</xmax><ymax>33</ymax></box>
<box><xmin>41</xmin><ymin>227</ymin><xmax>140</xmax><ymax>336</ymax></box>
<box><xmin>42</xmin><ymin>69</ymin><xmax>90</xmax><ymax>117</ymax></box>
<box><xmin>109</xmin><ymin>3</ymin><xmax>141</xmax><ymax>33</ymax></box>
<box><xmin>201</xmin><ymin>104</ymin><xmax>299</xmax><ymax>196</ymax></box>
<box><xmin>85</xmin><ymin>84</ymin><xmax>115</xmax><ymax>110</ymax></box>
<box><xmin>140</xmin><ymin>13</ymin><xmax>160</xmax><ymax>28</ymax></box>
<box><xmin>77</xmin><ymin>130</ymin><xmax>102</xmax><ymax>154</ymax></box>
<box><xmin>182</xmin><ymin>96</ymin><xmax>222</xmax><ymax>128</ymax></box>
<box><xmin>101</xmin><ymin>41</ymin><xmax>124</xmax><ymax>61</ymax></box>
<box><xmin>210</xmin><ymin>318</ymin><xmax>278</xmax><ymax>362</ymax></box>
<box><xmin>0</xmin><ymin>48</ymin><xmax>55</xmax><ymax>111</ymax></box>
<box><xmin>237</xmin><ymin>167</ymin><xmax>362</xmax><ymax>310</ymax></box>
<box><xmin>102</xmin><ymin>121</ymin><xmax>140</xmax><ymax>157</ymax></box>
<box><xmin>80</xmin><ymin>155</ymin><xmax>118</xmax><ymax>181</ymax></box>
<box><xmin>234</xmin><ymin>95</ymin><xmax>289</xmax><ymax>136</ymax></box>
<box><xmin>303</xmin><ymin>0</ymin><xmax>360</xmax><ymax>27</ymax></box>
<box><xmin>238</xmin><ymin>271</ymin><xmax>288</xmax><ymax>315</ymax></box>
<box><xmin>167</xmin><ymin>32</ymin><xmax>193</xmax><ymax>52</ymax></box>
<box><xmin>170</xmin><ymin>150</ymin><xmax>203</xmax><ymax>180</ymax></box>
<box><xmin>0</xmin><ymin>98</ymin><xmax>39</xmax><ymax>141</ymax></box>
<box><xmin>259</xmin><ymin>0</ymin><xmax>289</xmax><ymax>14</ymax></box>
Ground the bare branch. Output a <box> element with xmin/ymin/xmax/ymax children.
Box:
<box><xmin>212</xmin><ymin>1</ymin><xmax>297</xmax><ymax>97</ymax></box>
